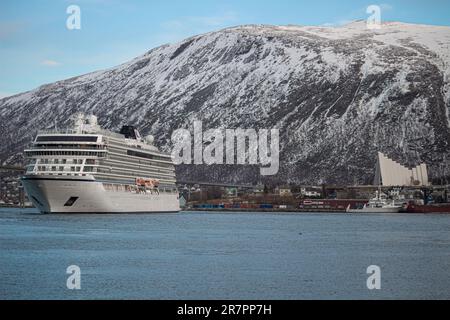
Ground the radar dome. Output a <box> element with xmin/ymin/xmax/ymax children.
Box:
<box><xmin>145</xmin><ymin>135</ymin><xmax>154</xmax><ymax>145</ymax></box>
<box><xmin>89</xmin><ymin>115</ymin><xmax>98</xmax><ymax>125</ymax></box>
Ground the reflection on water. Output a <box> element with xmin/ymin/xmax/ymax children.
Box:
<box><xmin>1</xmin><ymin>208</ymin><xmax>450</xmax><ymax>299</ymax></box>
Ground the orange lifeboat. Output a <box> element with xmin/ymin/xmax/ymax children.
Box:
<box><xmin>136</xmin><ymin>178</ymin><xmax>160</xmax><ymax>189</ymax></box>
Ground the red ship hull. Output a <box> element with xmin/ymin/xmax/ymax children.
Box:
<box><xmin>403</xmin><ymin>203</ymin><xmax>450</xmax><ymax>214</ymax></box>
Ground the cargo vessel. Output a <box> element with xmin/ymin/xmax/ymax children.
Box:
<box><xmin>402</xmin><ymin>202</ymin><xmax>450</xmax><ymax>214</ymax></box>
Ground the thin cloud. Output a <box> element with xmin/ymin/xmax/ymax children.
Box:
<box><xmin>189</xmin><ymin>12</ymin><xmax>239</xmax><ymax>27</ymax></box>
<box><xmin>321</xmin><ymin>3</ymin><xmax>394</xmax><ymax>27</ymax></box>
<box><xmin>160</xmin><ymin>11</ymin><xmax>239</xmax><ymax>43</ymax></box>
<box><xmin>163</xmin><ymin>11</ymin><xmax>239</xmax><ymax>29</ymax></box>
<box><xmin>380</xmin><ymin>3</ymin><xmax>394</xmax><ymax>12</ymax></box>
<box><xmin>41</xmin><ymin>60</ymin><xmax>62</xmax><ymax>67</ymax></box>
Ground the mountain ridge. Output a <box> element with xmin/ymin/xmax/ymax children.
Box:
<box><xmin>1</xmin><ymin>21</ymin><xmax>449</xmax><ymax>184</ymax></box>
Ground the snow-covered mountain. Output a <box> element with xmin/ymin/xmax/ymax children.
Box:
<box><xmin>1</xmin><ymin>21</ymin><xmax>450</xmax><ymax>184</ymax></box>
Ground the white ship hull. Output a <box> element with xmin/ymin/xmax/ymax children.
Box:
<box><xmin>346</xmin><ymin>206</ymin><xmax>401</xmax><ymax>214</ymax></box>
<box><xmin>22</xmin><ymin>175</ymin><xmax>180</xmax><ymax>214</ymax></box>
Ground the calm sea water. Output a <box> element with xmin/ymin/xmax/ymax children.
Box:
<box><xmin>0</xmin><ymin>208</ymin><xmax>449</xmax><ymax>300</ymax></box>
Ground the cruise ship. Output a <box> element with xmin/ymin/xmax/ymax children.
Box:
<box><xmin>21</xmin><ymin>113</ymin><xmax>180</xmax><ymax>213</ymax></box>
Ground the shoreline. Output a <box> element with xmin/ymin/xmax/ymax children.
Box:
<box><xmin>0</xmin><ymin>205</ymin><xmax>34</xmax><ymax>209</ymax></box>
<box><xmin>185</xmin><ymin>208</ymin><xmax>346</xmax><ymax>213</ymax></box>
<box><xmin>3</xmin><ymin>206</ymin><xmax>450</xmax><ymax>214</ymax></box>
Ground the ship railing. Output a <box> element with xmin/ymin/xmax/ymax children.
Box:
<box><xmin>37</xmin><ymin>128</ymin><xmax>124</xmax><ymax>139</ymax></box>
<box><xmin>38</xmin><ymin>129</ymin><xmax>81</xmax><ymax>135</ymax></box>
<box><xmin>28</xmin><ymin>145</ymin><xmax>107</xmax><ymax>150</ymax></box>
<box><xmin>103</xmin><ymin>182</ymin><xmax>178</xmax><ymax>194</ymax></box>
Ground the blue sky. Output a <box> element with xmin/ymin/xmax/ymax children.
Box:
<box><xmin>1</xmin><ymin>0</ymin><xmax>449</xmax><ymax>97</ymax></box>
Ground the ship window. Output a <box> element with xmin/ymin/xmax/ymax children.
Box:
<box><xmin>64</xmin><ymin>197</ymin><xmax>79</xmax><ymax>207</ymax></box>
<box><xmin>62</xmin><ymin>159</ymin><xmax>67</xmax><ymax>164</ymax></box>
<box><xmin>59</xmin><ymin>166</ymin><xmax>64</xmax><ymax>171</ymax></box>
<box><xmin>36</xmin><ymin>136</ymin><xmax>98</xmax><ymax>142</ymax></box>
<box><xmin>127</xmin><ymin>150</ymin><xmax>167</xmax><ymax>161</ymax></box>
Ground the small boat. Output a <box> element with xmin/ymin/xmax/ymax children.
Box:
<box><xmin>346</xmin><ymin>190</ymin><xmax>402</xmax><ymax>213</ymax></box>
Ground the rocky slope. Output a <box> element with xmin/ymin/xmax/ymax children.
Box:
<box><xmin>1</xmin><ymin>21</ymin><xmax>450</xmax><ymax>184</ymax></box>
